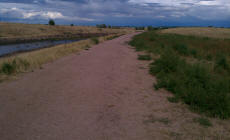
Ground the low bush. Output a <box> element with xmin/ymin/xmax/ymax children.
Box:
<box><xmin>167</xmin><ymin>97</ymin><xmax>179</xmax><ymax>103</ymax></box>
<box><xmin>172</xmin><ymin>44</ymin><xmax>189</xmax><ymax>55</ymax></box>
<box><xmin>0</xmin><ymin>58</ymin><xmax>30</xmax><ymax>75</ymax></box>
<box><xmin>1</xmin><ymin>61</ymin><xmax>16</xmax><ymax>75</ymax></box>
<box><xmin>215</xmin><ymin>54</ymin><xmax>229</xmax><ymax>70</ymax></box>
<box><xmin>91</xmin><ymin>37</ymin><xmax>99</xmax><ymax>44</ymax></box>
<box><xmin>194</xmin><ymin>117</ymin><xmax>212</xmax><ymax>127</ymax></box>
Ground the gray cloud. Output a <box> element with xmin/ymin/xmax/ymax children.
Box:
<box><xmin>0</xmin><ymin>0</ymin><xmax>229</xmax><ymax>26</ymax></box>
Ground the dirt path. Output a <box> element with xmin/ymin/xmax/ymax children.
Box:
<box><xmin>0</xmin><ymin>33</ymin><xmax>229</xmax><ymax>140</ymax></box>
<box><xmin>0</xmin><ymin>33</ymin><xmax>152</xmax><ymax>140</ymax></box>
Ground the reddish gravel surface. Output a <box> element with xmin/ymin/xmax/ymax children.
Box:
<box><xmin>0</xmin><ymin>33</ymin><xmax>157</xmax><ymax>140</ymax></box>
<box><xmin>2</xmin><ymin>33</ymin><xmax>229</xmax><ymax>140</ymax></box>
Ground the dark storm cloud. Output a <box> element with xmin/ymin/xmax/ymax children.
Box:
<box><xmin>0</xmin><ymin>0</ymin><xmax>229</xmax><ymax>26</ymax></box>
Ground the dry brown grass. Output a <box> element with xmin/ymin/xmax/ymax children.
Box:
<box><xmin>161</xmin><ymin>27</ymin><xmax>230</xmax><ymax>39</ymax></box>
<box><xmin>0</xmin><ymin>34</ymin><xmax>119</xmax><ymax>82</ymax></box>
<box><xmin>0</xmin><ymin>22</ymin><xmax>134</xmax><ymax>40</ymax></box>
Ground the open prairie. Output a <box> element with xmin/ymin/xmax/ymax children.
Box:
<box><xmin>161</xmin><ymin>27</ymin><xmax>230</xmax><ymax>39</ymax></box>
<box><xmin>0</xmin><ymin>22</ymin><xmax>134</xmax><ymax>44</ymax></box>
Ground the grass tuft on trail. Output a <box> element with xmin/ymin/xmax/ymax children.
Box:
<box><xmin>194</xmin><ymin>117</ymin><xmax>212</xmax><ymax>127</ymax></box>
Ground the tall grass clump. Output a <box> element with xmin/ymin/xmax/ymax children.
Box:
<box><xmin>91</xmin><ymin>37</ymin><xmax>99</xmax><ymax>44</ymax></box>
<box><xmin>1</xmin><ymin>61</ymin><xmax>16</xmax><ymax>75</ymax></box>
<box><xmin>215</xmin><ymin>54</ymin><xmax>229</xmax><ymax>70</ymax></box>
<box><xmin>172</xmin><ymin>44</ymin><xmax>189</xmax><ymax>55</ymax></box>
<box><xmin>150</xmin><ymin>50</ymin><xmax>230</xmax><ymax>118</ymax></box>
<box><xmin>0</xmin><ymin>58</ymin><xmax>30</xmax><ymax>75</ymax></box>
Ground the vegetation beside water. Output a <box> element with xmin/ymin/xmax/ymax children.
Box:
<box><xmin>0</xmin><ymin>34</ymin><xmax>121</xmax><ymax>82</ymax></box>
<box><xmin>130</xmin><ymin>31</ymin><xmax>230</xmax><ymax>119</ymax></box>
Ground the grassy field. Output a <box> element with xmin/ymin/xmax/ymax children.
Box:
<box><xmin>161</xmin><ymin>27</ymin><xmax>230</xmax><ymax>39</ymax></box>
<box><xmin>0</xmin><ymin>22</ymin><xmax>134</xmax><ymax>44</ymax></box>
<box><xmin>0</xmin><ymin>22</ymin><xmax>132</xmax><ymax>82</ymax></box>
<box><xmin>0</xmin><ymin>34</ymin><xmax>119</xmax><ymax>82</ymax></box>
<box><xmin>130</xmin><ymin>29</ymin><xmax>230</xmax><ymax>119</ymax></box>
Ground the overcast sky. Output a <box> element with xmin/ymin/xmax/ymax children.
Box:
<box><xmin>0</xmin><ymin>0</ymin><xmax>229</xmax><ymax>26</ymax></box>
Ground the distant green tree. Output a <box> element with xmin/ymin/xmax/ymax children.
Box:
<box><xmin>49</xmin><ymin>19</ymin><xmax>55</xmax><ymax>26</ymax></box>
<box><xmin>96</xmin><ymin>24</ymin><xmax>107</xmax><ymax>28</ymax></box>
<box><xmin>70</xmin><ymin>24</ymin><xmax>74</xmax><ymax>26</ymax></box>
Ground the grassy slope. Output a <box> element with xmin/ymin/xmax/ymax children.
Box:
<box><xmin>0</xmin><ymin>35</ymin><xmax>119</xmax><ymax>82</ymax></box>
<box><xmin>130</xmin><ymin>29</ymin><xmax>230</xmax><ymax>119</ymax></box>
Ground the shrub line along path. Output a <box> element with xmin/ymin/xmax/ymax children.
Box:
<box><xmin>0</xmin><ymin>33</ymin><xmax>228</xmax><ymax>139</ymax></box>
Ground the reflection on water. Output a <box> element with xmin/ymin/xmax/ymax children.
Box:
<box><xmin>0</xmin><ymin>40</ymin><xmax>78</xmax><ymax>57</ymax></box>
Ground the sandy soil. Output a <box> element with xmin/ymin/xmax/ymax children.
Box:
<box><xmin>0</xmin><ymin>33</ymin><xmax>230</xmax><ymax>140</ymax></box>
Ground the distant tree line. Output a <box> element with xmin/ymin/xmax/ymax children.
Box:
<box><xmin>96</xmin><ymin>24</ymin><xmax>126</xmax><ymax>29</ymax></box>
<box><xmin>135</xmin><ymin>26</ymin><xmax>172</xmax><ymax>31</ymax></box>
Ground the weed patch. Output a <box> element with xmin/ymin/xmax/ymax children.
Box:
<box><xmin>84</xmin><ymin>45</ymin><xmax>91</xmax><ymax>50</ymax></box>
<box><xmin>158</xmin><ymin>118</ymin><xmax>170</xmax><ymax>125</ymax></box>
<box><xmin>194</xmin><ymin>117</ymin><xmax>212</xmax><ymax>127</ymax></box>
<box><xmin>167</xmin><ymin>97</ymin><xmax>179</xmax><ymax>103</ymax></box>
<box><xmin>91</xmin><ymin>37</ymin><xmax>99</xmax><ymax>44</ymax></box>
<box><xmin>0</xmin><ymin>58</ymin><xmax>30</xmax><ymax>75</ymax></box>
<box><xmin>107</xmin><ymin>35</ymin><xmax>120</xmax><ymax>40</ymax></box>
<box><xmin>1</xmin><ymin>61</ymin><xmax>16</xmax><ymax>75</ymax></box>
<box><xmin>138</xmin><ymin>55</ymin><xmax>152</xmax><ymax>60</ymax></box>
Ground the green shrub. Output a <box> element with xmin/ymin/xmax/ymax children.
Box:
<box><xmin>0</xmin><ymin>58</ymin><xmax>30</xmax><ymax>75</ymax></box>
<box><xmin>91</xmin><ymin>37</ymin><xmax>99</xmax><ymax>44</ymax></box>
<box><xmin>172</xmin><ymin>44</ymin><xmax>189</xmax><ymax>55</ymax></box>
<box><xmin>138</xmin><ymin>55</ymin><xmax>152</xmax><ymax>60</ymax></box>
<box><xmin>215</xmin><ymin>54</ymin><xmax>229</xmax><ymax>70</ymax></box>
<box><xmin>206</xmin><ymin>54</ymin><xmax>213</xmax><ymax>61</ymax></box>
<box><xmin>190</xmin><ymin>49</ymin><xmax>198</xmax><ymax>57</ymax></box>
<box><xmin>194</xmin><ymin>117</ymin><xmax>212</xmax><ymax>127</ymax></box>
<box><xmin>150</xmin><ymin>50</ymin><xmax>184</xmax><ymax>75</ymax></box>
<box><xmin>1</xmin><ymin>61</ymin><xmax>16</xmax><ymax>75</ymax></box>
<box><xmin>167</xmin><ymin>97</ymin><xmax>179</xmax><ymax>103</ymax></box>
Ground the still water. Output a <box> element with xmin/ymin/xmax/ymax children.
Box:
<box><xmin>0</xmin><ymin>40</ymin><xmax>78</xmax><ymax>57</ymax></box>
